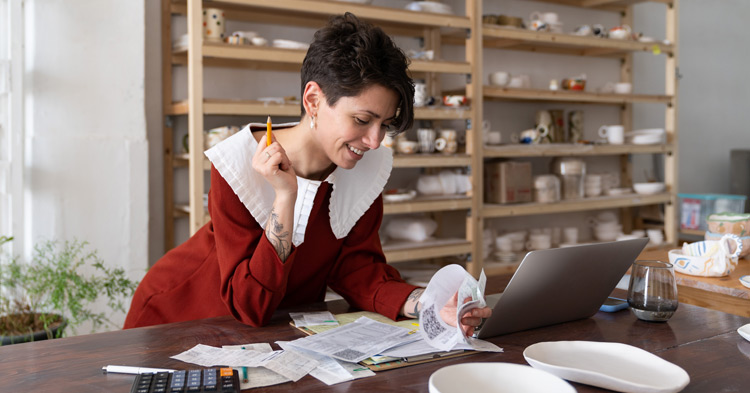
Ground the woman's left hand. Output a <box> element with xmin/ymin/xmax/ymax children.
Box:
<box><xmin>439</xmin><ymin>292</ymin><xmax>493</xmax><ymax>337</ymax></box>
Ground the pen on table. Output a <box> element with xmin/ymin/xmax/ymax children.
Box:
<box><xmin>102</xmin><ymin>365</ymin><xmax>176</xmax><ymax>374</ymax></box>
<box><xmin>266</xmin><ymin>115</ymin><xmax>272</xmax><ymax>146</ymax></box>
<box><xmin>241</xmin><ymin>346</ymin><xmax>249</xmax><ymax>383</ymax></box>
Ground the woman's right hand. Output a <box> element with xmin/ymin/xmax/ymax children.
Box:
<box><xmin>253</xmin><ymin>134</ymin><xmax>297</xmax><ymax>199</ymax></box>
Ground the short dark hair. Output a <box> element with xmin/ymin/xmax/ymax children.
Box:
<box><xmin>301</xmin><ymin>13</ymin><xmax>414</xmax><ymax>134</ymax></box>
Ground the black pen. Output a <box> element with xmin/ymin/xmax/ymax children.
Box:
<box><xmin>402</xmin><ymin>350</ymin><xmax>466</xmax><ymax>363</ymax></box>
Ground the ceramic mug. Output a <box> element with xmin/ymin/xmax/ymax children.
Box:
<box><xmin>490</xmin><ymin>71</ymin><xmax>511</xmax><ymax>87</ymax></box>
<box><xmin>528</xmin><ymin>20</ymin><xmax>549</xmax><ymax>32</ymax></box>
<box><xmin>598</xmin><ymin>125</ymin><xmax>625</xmax><ymax>145</ymax></box>
<box><xmin>414</xmin><ymin>80</ymin><xmax>428</xmax><ymax>107</ymax></box>
<box><xmin>486</xmin><ymin>131</ymin><xmax>502</xmax><ymax>145</ymax></box>
<box><xmin>609</xmin><ymin>25</ymin><xmax>632</xmax><ymax>40</ymax></box>
<box><xmin>203</xmin><ymin>8</ymin><xmax>226</xmax><ymax>42</ymax></box>
<box><xmin>530</xmin><ymin>11</ymin><xmax>559</xmax><ymax>24</ymax></box>
<box><xmin>604</xmin><ymin>82</ymin><xmax>633</xmax><ymax>94</ymax></box>
<box><xmin>417</xmin><ymin>128</ymin><xmax>436</xmax><ymax>153</ymax></box>
<box><xmin>513</xmin><ymin>126</ymin><xmax>549</xmax><ymax>144</ymax></box>
<box><xmin>435</xmin><ymin>138</ymin><xmax>458</xmax><ymax>154</ymax></box>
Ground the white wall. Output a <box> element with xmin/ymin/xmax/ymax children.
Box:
<box><xmin>24</xmin><ymin>0</ymin><xmax>148</xmax><ymax>328</ymax></box>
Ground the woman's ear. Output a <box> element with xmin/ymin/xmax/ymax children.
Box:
<box><xmin>302</xmin><ymin>81</ymin><xmax>322</xmax><ymax>118</ymax></box>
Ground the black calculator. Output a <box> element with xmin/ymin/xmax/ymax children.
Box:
<box><xmin>130</xmin><ymin>368</ymin><xmax>240</xmax><ymax>393</ymax></box>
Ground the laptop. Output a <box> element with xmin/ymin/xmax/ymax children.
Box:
<box><xmin>476</xmin><ymin>238</ymin><xmax>649</xmax><ymax>339</ymax></box>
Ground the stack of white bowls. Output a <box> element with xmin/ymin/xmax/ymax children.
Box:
<box><xmin>590</xmin><ymin>212</ymin><xmax>622</xmax><ymax>241</ymax></box>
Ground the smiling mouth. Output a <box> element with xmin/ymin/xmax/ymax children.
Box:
<box><xmin>347</xmin><ymin>144</ymin><xmax>364</xmax><ymax>156</ymax></box>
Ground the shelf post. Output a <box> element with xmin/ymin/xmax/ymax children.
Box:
<box><xmin>465</xmin><ymin>0</ymin><xmax>483</xmax><ymax>278</ymax></box>
<box><xmin>187</xmin><ymin>0</ymin><xmax>206</xmax><ymax>235</ymax></box>
<box><xmin>664</xmin><ymin>0</ymin><xmax>680</xmax><ymax>245</ymax></box>
<box><xmin>162</xmin><ymin>0</ymin><xmax>175</xmax><ymax>250</ymax></box>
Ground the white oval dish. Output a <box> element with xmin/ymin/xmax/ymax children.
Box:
<box><xmin>738</xmin><ymin>324</ymin><xmax>750</xmax><ymax>342</ymax></box>
<box><xmin>633</xmin><ymin>182</ymin><xmax>665</xmax><ymax>195</ymax></box>
<box><xmin>428</xmin><ymin>362</ymin><xmax>576</xmax><ymax>393</ymax></box>
<box><xmin>524</xmin><ymin>341</ymin><xmax>689</xmax><ymax>393</ymax></box>
<box><xmin>740</xmin><ymin>275</ymin><xmax>750</xmax><ymax>289</ymax></box>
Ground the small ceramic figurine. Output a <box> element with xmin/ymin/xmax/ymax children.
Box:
<box><xmin>568</xmin><ymin>110</ymin><xmax>583</xmax><ymax>143</ymax></box>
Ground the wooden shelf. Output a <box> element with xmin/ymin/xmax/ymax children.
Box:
<box><xmin>528</xmin><ymin>0</ymin><xmax>672</xmax><ymax>11</ymax></box>
<box><xmin>179</xmin><ymin>0</ymin><xmax>472</xmax><ymax>29</ymax></box>
<box><xmin>169</xmin><ymin>99</ymin><xmax>472</xmax><ymax>120</ymax></box>
<box><xmin>384</xmin><ymin>195</ymin><xmax>471</xmax><ymax>215</ymax></box>
<box><xmin>478</xmin><ymin>25</ymin><xmax>673</xmax><ymax>57</ymax></box>
<box><xmin>383</xmin><ymin>238</ymin><xmax>472</xmax><ymax>263</ymax></box>
<box><xmin>393</xmin><ymin>154</ymin><xmax>471</xmax><ymax>168</ymax></box>
<box><xmin>483</xmin><ymin>143</ymin><xmax>675</xmax><ymax>158</ymax></box>
<box><xmin>483</xmin><ymin>86</ymin><xmax>673</xmax><ymax>105</ymax></box>
<box><xmin>483</xmin><ymin>192</ymin><xmax>672</xmax><ymax>218</ymax></box>
<box><xmin>172</xmin><ymin>43</ymin><xmax>471</xmax><ymax>74</ymax></box>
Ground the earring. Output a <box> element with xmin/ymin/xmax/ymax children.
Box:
<box><xmin>310</xmin><ymin>115</ymin><xmax>316</xmax><ymax>130</ymax></box>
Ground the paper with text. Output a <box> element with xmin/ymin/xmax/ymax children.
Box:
<box><xmin>289</xmin><ymin>311</ymin><xmax>339</xmax><ymax>327</ymax></box>
<box><xmin>287</xmin><ymin>317</ymin><xmax>417</xmax><ymax>363</ymax></box>
<box><xmin>418</xmin><ymin>264</ymin><xmax>488</xmax><ymax>351</ymax></box>
<box><xmin>223</xmin><ymin>343</ymin><xmax>290</xmax><ymax>389</ymax></box>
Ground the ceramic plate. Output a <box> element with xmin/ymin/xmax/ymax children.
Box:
<box><xmin>740</xmin><ymin>275</ymin><xmax>750</xmax><ymax>289</ymax></box>
<box><xmin>382</xmin><ymin>189</ymin><xmax>417</xmax><ymax>202</ymax></box>
<box><xmin>524</xmin><ymin>341</ymin><xmax>689</xmax><ymax>393</ymax></box>
<box><xmin>271</xmin><ymin>39</ymin><xmax>309</xmax><ymax>50</ymax></box>
<box><xmin>428</xmin><ymin>362</ymin><xmax>576</xmax><ymax>393</ymax></box>
<box><xmin>738</xmin><ymin>324</ymin><xmax>750</xmax><ymax>342</ymax></box>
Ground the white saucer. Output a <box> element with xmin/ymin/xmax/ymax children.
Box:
<box><xmin>524</xmin><ymin>341</ymin><xmax>690</xmax><ymax>393</ymax></box>
<box><xmin>740</xmin><ymin>275</ymin><xmax>750</xmax><ymax>289</ymax></box>
<box><xmin>382</xmin><ymin>189</ymin><xmax>417</xmax><ymax>202</ymax></box>
<box><xmin>429</xmin><ymin>362</ymin><xmax>575</xmax><ymax>393</ymax></box>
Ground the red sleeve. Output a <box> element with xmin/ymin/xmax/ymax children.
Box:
<box><xmin>327</xmin><ymin>194</ymin><xmax>420</xmax><ymax>320</ymax></box>
<box><xmin>208</xmin><ymin>165</ymin><xmax>298</xmax><ymax>327</ymax></box>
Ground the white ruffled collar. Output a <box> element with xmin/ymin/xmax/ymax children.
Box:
<box><xmin>204</xmin><ymin>123</ymin><xmax>393</xmax><ymax>246</ymax></box>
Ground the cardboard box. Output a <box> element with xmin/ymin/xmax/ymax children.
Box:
<box><xmin>484</xmin><ymin>161</ymin><xmax>532</xmax><ymax>204</ymax></box>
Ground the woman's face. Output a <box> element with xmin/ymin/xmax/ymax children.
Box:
<box><xmin>316</xmin><ymin>84</ymin><xmax>398</xmax><ymax>170</ymax></box>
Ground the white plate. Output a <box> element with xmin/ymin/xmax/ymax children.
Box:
<box><xmin>428</xmin><ymin>362</ymin><xmax>576</xmax><ymax>393</ymax></box>
<box><xmin>633</xmin><ymin>182</ymin><xmax>665</xmax><ymax>195</ymax></box>
<box><xmin>271</xmin><ymin>39</ymin><xmax>309</xmax><ymax>50</ymax></box>
<box><xmin>382</xmin><ymin>189</ymin><xmax>416</xmax><ymax>202</ymax></box>
<box><xmin>740</xmin><ymin>275</ymin><xmax>750</xmax><ymax>289</ymax></box>
<box><xmin>739</xmin><ymin>324</ymin><xmax>750</xmax><ymax>342</ymax></box>
<box><xmin>524</xmin><ymin>341</ymin><xmax>690</xmax><ymax>393</ymax></box>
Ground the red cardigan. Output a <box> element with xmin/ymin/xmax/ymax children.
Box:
<box><xmin>124</xmin><ymin>166</ymin><xmax>417</xmax><ymax>328</ymax></box>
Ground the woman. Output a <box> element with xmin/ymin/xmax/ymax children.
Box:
<box><xmin>125</xmin><ymin>13</ymin><xmax>490</xmax><ymax>335</ymax></box>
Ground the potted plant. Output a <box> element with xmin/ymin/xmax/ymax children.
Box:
<box><xmin>0</xmin><ymin>236</ymin><xmax>139</xmax><ymax>345</ymax></box>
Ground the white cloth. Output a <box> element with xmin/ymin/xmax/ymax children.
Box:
<box><xmin>204</xmin><ymin>123</ymin><xmax>393</xmax><ymax>246</ymax></box>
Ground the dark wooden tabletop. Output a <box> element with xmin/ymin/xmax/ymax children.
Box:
<box><xmin>1</xmin><ymin>291</ymin><xmax>750</xmax><ymax>392</ymax></box>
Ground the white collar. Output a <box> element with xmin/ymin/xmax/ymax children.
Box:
<box><xmin>204</xmin><ymin>123</ymin><xmax>393</xmax><ymax>246</ymax></box>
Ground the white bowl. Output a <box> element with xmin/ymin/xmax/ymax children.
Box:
<box><xmin>429</xmin><ymin>362</ymin><xmax>575</xmax><ymax>393</ymax></box>
<box><xmin>406</xmin><ymin>1</ymin><xmax>453</xmax><ymax>14</ymax></box>
<box><xmin>633</xmin><ymin>182</ymin><xmax>665</xmax><ymax>195</ymax></box>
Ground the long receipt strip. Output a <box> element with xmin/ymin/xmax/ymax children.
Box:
<box><xmin>419</xmin><ymin>264</ymin><xmax>500</xmax><ymax>352</ymax></box>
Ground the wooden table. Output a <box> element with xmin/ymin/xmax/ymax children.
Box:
<box><xmin>1</xmin><ymin>292</ymin><xmax>750</xmax><ymax>392</ymax></box>
<box><xmin>638</xmin><ymin>248</ymin><xmax>750</xmax><ymax>317</ymax></box>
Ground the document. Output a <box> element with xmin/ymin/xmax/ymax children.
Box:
<box><xmin>223</xmin><ymin>344</ymin><xmax>290</xmax><ymax>389</ymax></box>
<box><xmin>289</xmin><ymin>311</ymin><xmax>339</xmax><ymax>327</ymax></box>
<box><xmin>171</xmin><ymin>344</ymin><xmax>318</xmax><ymax>382</ymax></box>
<box><xmin>287</xmin><ymin>316</ymin><xmax>418</xmax><ymax>363</ymax></box>
<box><xmin>379</xmin><ymin>335</ymin><xmax>502</xmax><ymax>358</ymax></box>
<box><xmin>277</xmin><ymin>341</ymin><xmax>374</xmax><ymax>386</ymax></box>
<box><xmin>418</xmin><ymin>264</ymin><xmax>488</xmax><ymax>351</ymax></box>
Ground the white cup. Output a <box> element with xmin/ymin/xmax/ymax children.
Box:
<box><xmin>530</xmin><ymin>11</ymin><xmax>559</xmax><ymax>24</ymax></box>
<box><xmin>495</xmin><ymin>236</ymin><xmax>513</xmax><ymax>253</ymax></box>
<box><xmin>647</xmin><ymin>229</ymin><xmax>664</xmax><ymax>245</ymax></box>
<box><xmin>490</xmin><ymin>71</ymin><xmax>511</xmax><ymax>87</ymax></box>
<box><xmin>203</xmin><ymin>8</ymin><xmax>226</xmax><ymax>42</ymax></box>
<box><xmin>563</xmin><ymin>227</ymin><xmax>578</xmax><ymax>244</ymax></box>
<box><xmin>417</xmin><ymin>128</ymin><xmax>436</xmax><ymax>153</ymax></box>
<box><xmin>487</xmin><ymin>131</ymin><xmax>502</xmax><ymax>145</ymax></box>
<box><xmin>414</xmin><ymin>81</ymin><xmax>428</xmax><ymax>107</ymax></box>
<box><xmin>598</xmin><ymin>125</ymin><xmax>625</xmax><ymax>145</ymax></box>
<box><xmin>614</xmin><ymin>82</ymin><xmax>632</xmax><ymax>94</ymax></box>
<box><xmin>526</xmin><ymin>233</ymin><xmax>552</xmax><ymax>250</ymax></box>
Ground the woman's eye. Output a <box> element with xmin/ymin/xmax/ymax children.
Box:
<box><xmin>354</xmin><ymin>117</ymin><xmax>368</xmax><ymax>125</ymax></box>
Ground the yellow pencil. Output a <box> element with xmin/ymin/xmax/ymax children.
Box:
<box><xmin>266</xmin><ymin>115</ymin><xmax>272</xmax><ymax>146</ymax></box>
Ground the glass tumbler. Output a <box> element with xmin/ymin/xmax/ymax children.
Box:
<box><xmin>627</xmin><ymin>260</ymin><xmax>678</xmax><ymax>322</ymax></box>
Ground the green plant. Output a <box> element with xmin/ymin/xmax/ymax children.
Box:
<box><xmin>0</xmin><ymin>236</ymin><xmax>139</xmax><ymax>341</ymax></box>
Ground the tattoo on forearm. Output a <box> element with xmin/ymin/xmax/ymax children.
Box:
<box><xmin>404</xmin><ymin>288</ymin><xmax>424</xmax><ymax>318</ymax></box>
<box><xmin>266</xmin><ymin>207</ymin><xmax>291</xmax><ymax>261</ymax></box>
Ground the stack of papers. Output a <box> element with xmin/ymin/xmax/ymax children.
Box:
<box><xmin>171</xmin><ymin>265</ymin><xmax>502</xmax><ymax>388</ymax></box>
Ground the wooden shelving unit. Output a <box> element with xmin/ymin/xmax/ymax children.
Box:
<box><xmin>162</xmin><ymin>0</ymin><xmax>679</xmax><ymax>278</ymax></box>
<box><xmin>162</xmin><ymin>0</ymin><xmax>483</xmax><ymax>266</ymax></box>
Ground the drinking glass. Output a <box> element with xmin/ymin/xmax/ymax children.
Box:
<box><xmin>627</xmin><ymin>260</ymin><xmax>678</xmax><ymax>322</ymax></box>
